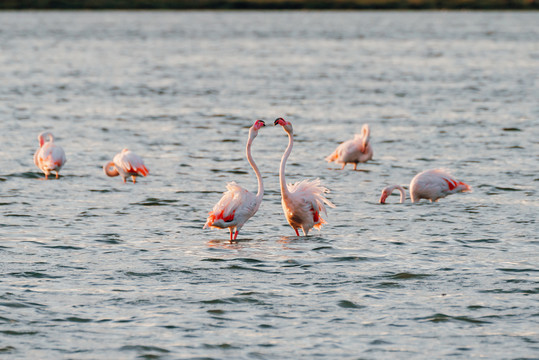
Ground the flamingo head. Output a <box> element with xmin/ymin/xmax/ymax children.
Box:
<box><xmin>274</xmin><ymin>117</ymin><xmax>293</xmax><ymax>133</ymax></box>
<box><xmin>457</xmin><ymin>181</ymin><xmax>472</xmax><ymax>192</ymax></box>
<box><xmin>37</xmin><ymin>131</ymin><xmax>54</xmax><ymax>147</ymax></box>
<box><xmin>249</xmin><ymin>120</ymin><xmax>265</xmax><ymax>139</ymax></box>
<box><xmin>379</xmin><ymin>187</ymin><xmax>390</xmax><ymax>204</ymax></box>
<box><xmin>379</xmin><ymin>185</ymin><xmax>405</xmax><ymax>204</ymax></box>
<box><xmin>253</xmin><ymin>120</ymin><xmax>266</xmax><ymax>131</ymax></box>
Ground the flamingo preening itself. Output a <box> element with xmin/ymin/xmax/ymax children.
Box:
<box><xmin>326</xmin><ymin>124</ymin><xmax>373</xmax><ymax>170</ymax></box>
<box><xmin>34</xmin><ymin>132</ymin><xmax>67</xmax><ymax>180</ymax></box>
<box><xmin>379</xmin><ymin>169</ymin><xmax>471</xmax><ymax>204</ymax></box>
<box><xmin>103</xmin><ymin>149</ymin><xmax>149</xmax><ymax>183</ymax></box>
<box><xmin>274</xmin><ymin>118</ymin><xmax>335</xmax><ymax>236</ymax></box>
<box><xmin>204</xmin><ymin>120</ymin><xmax>266</xmax><ymax>241</ymax></box>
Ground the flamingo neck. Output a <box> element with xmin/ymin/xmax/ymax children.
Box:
<box><xmin>103</xmin><ymin>162</ymin><xmax>119</xmax><ymax>177</ymax></box>
<box><xmin>361</xmin><ymin>125</ymin><xmax>370</xmax><ymax>151</ymax></box>
<box><xmin>246</xmin><ymin>133</ymin><xmax>263</xmax><ymax>202</ymax></box>
<box><xmin>384</xmin><ymin>184</ymin><xmax>406</xmax><ymax>203</ymax></box>
<box><xmin>279</xmin><ymin>130</ymin><xmax>293</xmax><ymax>198</ymax></box>
<box><xmin>393</xmin><ymin>185</ymin><xmax>406</xmax><ymax>203</ymax></box>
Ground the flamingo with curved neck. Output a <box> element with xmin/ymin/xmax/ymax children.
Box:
<box><xmin>103</xmin><ymin>149</ymin><xmax>149</xmax><ymax>183</ymax></box>
<box><xmin>379</xmin><ymin>169</ymin><xmax>471</xmax><ymax>204</ymax></box>
<box><xmin>326</xmin><ymin>124</ymin><xmax>373</xmax><ymax>170</ymax></box>
<box><xmin>34</xmin><ymin>131</ymin><xmax>66</xmax><ymax>179</ymax></box>
<box><xmin>204</xmin><ymin>120</ymin><xmax>265</xmax><ymax>241</ymax></box>
<box><xmin>275</xmin><ymin>117</ymin><xmax>335</xmax><ymax>236</ymax></box>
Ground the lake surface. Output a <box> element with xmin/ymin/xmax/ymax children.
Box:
<box><xmin>0</xmin><ymin>10</ymin><xmax>537</xmax><ymax>359</ymax></box>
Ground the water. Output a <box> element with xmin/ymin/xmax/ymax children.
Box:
<box><xmin>0</xmin><ymin>10</ymin><xmax>538</xmax><ymax>359</ymax></box>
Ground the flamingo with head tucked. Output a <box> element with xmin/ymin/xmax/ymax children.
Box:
<box><xmin>204</xmin><ymin>120</ymin><xmax>266</xmax><ymax>241</ymax></box>
<box><xmin>34</xmin><ymin>131</ymin><xmax>67</xmax><ymax>180</ymax></box>
<box><xmin>379</xmin><ymin>169</ymin><xmax>471</xmax><ymax>204</ymax></box>
<box><xmin>274</xmin><ymin>118</ymin><xmax>335</xmax><ymax>236</ymax></box>
<box><xmin>103</xmin><ymin>149</ymin><xmax>149</xmax><ymax>183</ymax></box>
<box><xmin>326</xmin><ymin>124</ymin><xmax>373</xmax><ymax>170</ymax></box>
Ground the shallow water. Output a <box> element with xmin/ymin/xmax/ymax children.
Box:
<box><xmin>0</xmin><ymin>10</ymin><xmax>538</xmax><ymax>359</ymax></box>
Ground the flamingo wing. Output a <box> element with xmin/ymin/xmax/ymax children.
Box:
<box><xmin>204</xmin><ymin>182</ymin><xmax>257</xmax><ymax>229</ymax></box>
<box><xmin>287</xmin><ymin>178</ymin><xmax>335</xmax><ymax>229</ymax></box>
<box><xmin>326</xmin><ymin>138</ymin><xmax>355</xmax><ymax>164</ymax></box>
<box><xmin>114</xmin><ymin>151</ymin><xmax>148</xmax><ymax>176</ymax></box>
<box><xmin>34</xmin><ymin>148</ymin><xmax>41</xmax><ymax>167</ymax></box>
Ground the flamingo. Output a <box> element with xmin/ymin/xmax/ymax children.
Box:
<box><xmin>379</xmin><ymin>169</ymin><xmax>471</xmax><ymax>204</ymax></box>
<box><xmin>204</xmin><ymin>120</ymin><xmax>266</xmax><ymax>241</ymax></box>
<box><xmin>34</xmin><ymin>131</ymin><xmax>67</xmax><ymax>180</ymax></box>
<box><xmin>103</xmin><ymin>149</ymin><xmax>149</xmax><ymax>183</ymax></box>
<box><xmin>326</xmin><ymin>124</ymin><xmax>373</xmax><ymax>170</ymax></box>
<box><xmin>274</xmin><ymin>118</ymin><xmax>335</xmax><ymax>236</ymax></box>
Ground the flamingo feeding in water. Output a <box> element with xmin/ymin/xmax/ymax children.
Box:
<box><xmin>379</xmin><ymin>169</ymin><xmax>471</xmax><ymax>204</ymax></box>
<box><xmin>34</xmin><ymin>131</ymin><xmax>67</xmax><ymax>180</ymax></box>
<box><xmin>204</xmin><ymin>120</ymin><xmax>266</xmax><ymax>241</ymax></box>
<box><xmin>326</xmin><ymin>124</ymin><xmax>373</xmax><ymax>170</ymax></box>
<box><xmin>103</xmin><ymin>149</ymin><xmax>149</xmax><ymax>183</ymax></box>
<box><xmin>274</xmin><ymin>117</ymin><xmax>335</xmax><ymax>236</ymax></box>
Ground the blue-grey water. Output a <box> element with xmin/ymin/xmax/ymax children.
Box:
<box><xmin>0</xmin><ymin>10</ymin><xmax>538</xmax><ymax>359</ymax></box>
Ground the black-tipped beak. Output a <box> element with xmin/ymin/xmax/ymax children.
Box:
<box><xmin>274</xmin><ymin>119</ymin><xmax>279</xmax><ymax>126</ymax></box>
<box><xmin>261</xmin><ymin>121</ymin><xmax>266</xmax><ymax>127</ymax></box>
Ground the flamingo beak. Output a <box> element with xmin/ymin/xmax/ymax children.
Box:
<box><xmin>379</xmin><ymin>193</ymin><xmax>387</xmax><ymax>204</ymax></box>
<box><xmin>459</xmin><ymin>181</ymin><xmax>472</xmax><ymax>192</ymax></box>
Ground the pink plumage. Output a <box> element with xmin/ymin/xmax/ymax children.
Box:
<box><xmin>204</xmin><ymin>120</ymin><xmax>266</xmax><ymax>241</ymax></box>
<box><xmin>103</xmin><ymin>149</ymin><xmax>149</xmax><ymax>183</ymax></box>
<box><xmin>326</xmin><ymin>124</ymin><xmax>373</xmax><ymax>170</ymax></box>
<box><xmin>275</xmin><ymin>118</ymin><xmax>335</xmax><ymax>236</ymax></box>
<box><xmin>34</xmin><ymin>132</ymin><xmax>67</xmax><ymax>180</ymax></box>
<box><xmin>379</xmin><ymin>169</ymin><xmax>471</xmax><ymax>204</ymax></box>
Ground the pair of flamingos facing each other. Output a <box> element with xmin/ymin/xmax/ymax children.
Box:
<box><xmin>204</xmin><ymin>118</ymin><xmax>472</xmax><ymax>241</ymax></box>
<box><xmin>34</xmin><ymin>132</ymin><xmax>149</xmax><ymax>183</ymax></box>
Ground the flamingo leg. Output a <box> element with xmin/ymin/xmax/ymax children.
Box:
<box><xmin>229</xmin><ymin>228</ymin><xmax>233</xmax><ymax>241</ymax></box>
<box><xmin>294</xmin><ymin>228</ymin><xmax>300</xmax><ymax>236</ymax></box>
<box><xmin>45</xmin><ymin>173</ymin><xmax>49</xmax><ymax>180</ymax></box>
<box><xmin>233</xmin><ymin>230</ymin><xmax>239</xmax><ymax>240</ymax></box>
<box><xmin>132</xmin><ymin>175</ymin><xmax>136</xmax><ymax>184</ymax></box>
<box><xmin>55</xmin><ymin>172</ymin><xmax>59</xmax><ymax>179</ymax></box>
<box><xmin>353</xmin><ymin>163</ymin><xmax>357</xmax><ymax>171</ymax></box>
<box><xmin>122</xmin><ymin>177</ymin><xmax>127</xmax><ymax>183</ymax></box>
<box><xmin>341</xmin><ymin>163</ymin><xmax>345</xmax><ymax>170</ymax></box>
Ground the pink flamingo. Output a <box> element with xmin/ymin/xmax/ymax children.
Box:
<box><xmin>204</xmin><ymin>120</ymin><xmax>266</xmax><ymax>241</ymax></box>
<box><xmin>326</xmin><ymin>124</ymin><xmax>373</xmax><ymax>170</ymax></box>
<box><xmin>103</xmin><ymin>149</ymin><xmax>149</xmax><ymax>183</ymax></box>
<box><xmin>274</xmin><ymin>118</ymin><xmax>335</xmax><ymax>236</ymax></box>
<box><xmin>379</xmin><ymin>169</ymin><xmax>471</xmax><ymax>204</ymax></box>
<box><xmin>34</xmin><ymin>132</ymin><xmax>67</xmax><ymax>180</ymax></box>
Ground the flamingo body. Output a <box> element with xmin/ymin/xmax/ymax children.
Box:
<box><xmin>204</xmin><ymin>182</ymin><xmax>261</xmax><ymax>236</ymax></box>
<box><xmin>379</xmin><ymin>169</ymin><xmax>471</xmax><ymax>204</ymax></box>
<box><xmin>282</xmin><ymin>178</ymin><xmax>334</xmax><ymax>236</ymax></box>
<box><xmin>275</xmin><ymin>118</ymin><xmax>335</xmax><ymax>236</ymax></box>
<box><xmin>103</xmin><ymin>149</ymin><xmax>149</xmax><ymax>183</ymax></box>
<box><xmin>204</xmin><ymin>120</ymin><xmax>266</xmax><ymax>241</ymax></box>
<box><xmin>326</xmin><ymin>124</ymin><xmax>373</xmax><ymax>170</ymax></box>
<box><xmin>34</xmin><ymin>132</ymin><xmax>66</xmax><ymax>179</ymax></box>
